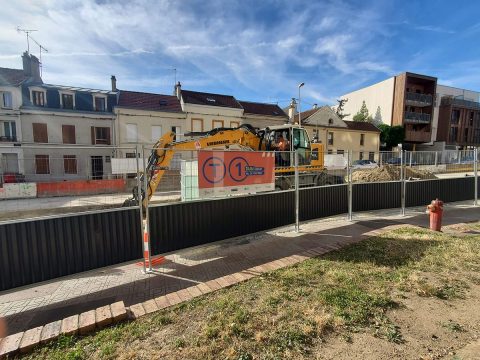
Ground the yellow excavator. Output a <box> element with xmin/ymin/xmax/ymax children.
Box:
<box><xmin>124</xmin><ymin>124</ymin><xmax>343</xmax><ymax>208</ymax></box>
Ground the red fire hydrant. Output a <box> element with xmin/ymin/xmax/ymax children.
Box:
<box><xmin>427</xmin><ymin>199</ymin><xmax>444</xmax><ymax>231</ymax></box>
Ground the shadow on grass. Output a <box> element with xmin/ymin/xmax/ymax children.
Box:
<box><xmin>324</xmin><ymin>236</ymin><xmax>440</xmax><ymax>268</ymax></box>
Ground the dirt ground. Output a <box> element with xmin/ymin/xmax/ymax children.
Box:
<box><xmin>352</xmin><ymin>165</ymin><xmax>437</xmax><ymax>182</ymax></box>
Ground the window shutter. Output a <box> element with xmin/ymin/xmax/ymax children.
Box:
<box><xmin>62</xmin><ymin>125</ymin><xmax>76</xmax><ymax>144</ymax></box>
<box><xmin>106</xmin><ymin>128</ymin><xmax>111</xmax><ymax>145</ymax></box>
<box><xmin>91</xmin><ymin>126</ymin><xmax>95</xmax><ymax>144</ymax></box>
<box><xmin>33</xmin><ymin>123</ymin><xmax>48</xmax><ymax>143</ymax></box>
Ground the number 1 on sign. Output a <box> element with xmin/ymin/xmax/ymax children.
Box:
<box><xmin>235</xmin><ymin>162</ymin><xmax>242</xmax><ymax>176</ymax></box>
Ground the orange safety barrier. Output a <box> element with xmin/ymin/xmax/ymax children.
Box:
<box><xmin>36</xmin><ymin>179</ymin><xmax>126</xmax><ymax>197</ymax></box>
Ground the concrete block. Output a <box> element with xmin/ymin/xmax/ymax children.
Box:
<box><xmin>79</xmin><ymin>310</ymin><xmax>96</xmax><ymax>335</ymax></box>
<box><xmin>110</xmin><ymin>301</ymin><xmax>127</xmax><ymax>323</ymax></box>
<box><xmin>165</xmin><ymin>292</ymin><xmax>182</xmax><ymax>306</ymax></box>
<box><xmin>40</xmin><ymin>320</ymin><xmax>61</xmax><ymax>344</ymax></box>
<box><xmin>142</xmin><ymin>299</ymin><xmax>158</xmax><ymax>314</ymax></box>
<box><xmin>185</xmin><ymin>286</ymin><xmax>202</xmax><ymax>298</ymax></box>
<box><xmin>128</xmin><ymin>303</ymin><xmax>146</xmax><ymax>319</ymax></box>
<box><xmin>61</xmin><ymin>315</ymin><xmax>79</xmax><ymax>336</ymax></box>
<box><xmin>154</xmin><ymin>296</ymin><xmax>170</xmax><ymax>309</ymax></box>
<box><xmin>95</xmin><ymin>305</ymin><xmax>113</xmax><ymax>329</ymax></box>
<box><xmin>19</xmin><ymin>326</ymin><xmax>43</xmax><ymax>353</ymax></box>
<box><xmin>0</xmin><ymin>332</ymin><xmax>24</xmax><ymax>358</ymax></box>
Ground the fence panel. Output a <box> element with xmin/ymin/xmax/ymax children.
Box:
<box><xmin>300</xmin><ymin>184</ymin><xmax>348</xmax><ymax>221</ymax></box>
<box><xmin>352</xmin><ymin>182</ymin><xmax>402</xmax><ymax>212</ymax></box>
<box><xmin>406</xmin><ymin>177</ymin><xmax>475</xmax><ymax>207</ymax></box>
<box><xmin>0</xmin><ymin>208</ymin><xmax>141</xmax><ymax>291</ymax></box>
<box><xmin>148</xmin><ymin>190</ymin><xmax>295</xmax><ymax>255</ymax></box>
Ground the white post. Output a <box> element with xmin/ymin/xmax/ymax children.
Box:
<box><xmin>474</xmin><ymin>147</ymin><xmax>478</xmax><ymax>206</ymax></box>
<box><xmin>401</xmin><ymin>150</ymin><xmax>406</xmax><ymax>216</ymax></box>
<box><xmin>294</xmin><ymin>150</ymin><xmax>300</xmax><ymax>232</ymax></box>
<box><xmin>142</xmin><ymin>145</ymin><xmax>153</xmax><ymax>273</ymax></box>
<box><xmin>348</xmin><ymin>150</ymin><xmax>353</xmax><ymax>221</ymax></box>
<box><xmin>135</xmin><ymin>145</ymin><xmax>146</xmax><ymax>274</ymax></box>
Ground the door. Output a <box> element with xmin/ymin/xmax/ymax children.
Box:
<box><xmin>292</xmin><ymin>128</ymin><xmax>311</xmax><ymax>166</ymax></box>
<box><xmin>91</xmin><ymin>156</ymin><xmax>104</xmax><ymax>180</ymax></box>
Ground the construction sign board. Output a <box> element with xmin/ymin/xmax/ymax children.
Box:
<box><xmin>198</xmin><ymin>151</ymin><xmax>275</xmax><ymax>197</ymax></box>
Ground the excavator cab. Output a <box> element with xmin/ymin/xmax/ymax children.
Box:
<box><xmin>263</xmin><ymin>125</ymin><xmax>312</xmax><ymax>167</ymax></box>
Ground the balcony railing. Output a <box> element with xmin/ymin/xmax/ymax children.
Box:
<box><xmin>0</xmin><ymin>136</ymin><xmax>17</xmax><ymax>142</ymax></box>
<box><xmin>406</xmin><ymin>92</ymin><xmax>433</xmax><ymax>106</ymax></box>
<box><xmin>441</xmin><ymin>97</ymin><xmax>480</xmax><ymax>109</ymax></box>
<box><xmin>404</xmin><ymin>111</ymin><xmax>431</xmax><ymax>124</ymax></box>
<box><xmin>405</xmin><ymin>129</ymin><xmax>431</xmax><ymax>143</ymax></box>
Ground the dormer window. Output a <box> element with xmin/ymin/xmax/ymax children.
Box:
<box><xmin>31</xmin><ymin>89</ymin><xmax>46</xmax><ymax>107</ymax></box>
<box><xmin>159</xmin><ymin>100</ymin><xmax>168</xmax><ymax>106</ymax></box>
<box><xmin>206</xmin><ymin>97</ymin><xmax>216</xmax><ymax>103</ymax></box>
<box><xmin>93</xmin><ymin>95</ymin><xmax>107</xmax><ymax>112</ymax></box>
<box><xmin>328</xmin><ymin>118</ymin><xmax>334</xmax><ymax>125</ymax></box>
<box><xmin>60</xmin><ymin>91</ymin><xmax>75</xmax><ymax>110</ymax></box>
<box><xmin>1</xmin><ymin>92</ymin><xmax>12</xmax><ymax>109</ymax></box>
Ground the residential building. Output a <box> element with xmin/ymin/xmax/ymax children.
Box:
<box><xmin>114</xmin><ymin>88</ymin><xmax>186</xmax><ymax>158</ymax></box>
<box><xmin>294</xmin><ymin>105</ymin><xmax>381</xmax><ymax>160</ymax></box>
<box><xmin>2</xmin><ymin>53</ymin><xmax>118</xmax><ymax>182</ymax></box>
<box><xmin>340</xmin><ymin>72</ymin><xmax>437</xmax><ymax>145</ymax></box>
<box><xmin>175</xmin><ymin>82</ymin><xmax>288</xmax><ymax>133</ymax></box>
<box><xmin>340</xmin><ymin>72</ymin><xmax>480</xmax><ymax>149</ymax></box>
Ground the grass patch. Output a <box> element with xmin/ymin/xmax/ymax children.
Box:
<box><xmin>23</xmin><ymin>224</ymin><xmax>480</xmax><ymax>359</ymax></box>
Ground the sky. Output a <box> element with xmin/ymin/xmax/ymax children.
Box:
<box><xmin>1</xmin><ymin>0</ymin><xmax>480</xmax><ymax>110</ymax></box>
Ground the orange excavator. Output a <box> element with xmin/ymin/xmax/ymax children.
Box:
<box><xmin>124</xmin><ymin>124</ymin><xmax>342</xmax><ymax>208</ymax></box>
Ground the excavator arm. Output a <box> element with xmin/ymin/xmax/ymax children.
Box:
<box><xmin>124</xmin><ymin>125</ymin><xmax>262</xmax><ymax>209</ymax></box>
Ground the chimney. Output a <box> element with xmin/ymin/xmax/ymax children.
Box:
<box><xmin>313</xmin><ymin>103</ymin><xmax>318</xmax><ymax>109</ymax></box>
<box><xmin>174</xmin><ymin>81</ymin><xmax>182</xmax><ymax>100</ymax></box>
<box><xmin>288</xmin><ymin>98</ymin><xmax>297</xmax><ymax>123</ymax></box>
<box><xmin>111</xmin><ymin>75</ymin><xmax>117</xmax><ymax>91</ymax></box>
<box><xmin>22</xmin><ymin>51</ymin><xmax>32</xmax><ymax>77</ymax></box>
<box><xmin>29</xmin><ymin>55</ymin><xmax>41</xmax><ymax>81</ymax></box>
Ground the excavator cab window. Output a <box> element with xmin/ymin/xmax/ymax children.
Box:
<box><xmin>292</xmin><ymin>128</ymin><xmax>311</xmax><ymax>165</ymax></box>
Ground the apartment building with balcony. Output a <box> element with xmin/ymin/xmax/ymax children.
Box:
<box><xmin>340</xmin><ymin>72</ymin><xmax>436</xmax><ymax>146</ymax></box>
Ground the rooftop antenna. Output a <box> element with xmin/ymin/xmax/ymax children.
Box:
<box><xmin>17</xmin><ymin>27</ymin><xmax>48</xmax><ymax>76</ymax></box>
<box><xmin>17</xmin><ymin>26</ymin><xmax>37</xmax><ymax>53</ymax></box>
<box><xmin>172</xmin><ymin>67</ymin><xmax>177</xmax><ymax>86</ymax></box>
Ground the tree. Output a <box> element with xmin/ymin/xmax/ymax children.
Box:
<box><xmin>373</xmin><ymin>106</ymin><xmax>382</xmax><ymax>126</ymax></box>
<box><xmin>378</xmin><ymin>124</ymin><xmax>405</xmax><ymax>149</ymax></box>
<box><xmin>353</xmin><ymin>101</ymin><xmax>373</xmax><ymax>122</ymax></box>
<box><xmin>335</xmin><ymin>98</ymin><xmax>350</xmax><ymax>119</ymax></box>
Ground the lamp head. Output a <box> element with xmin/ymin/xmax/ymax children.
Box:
<box><xmin>298</xmin><ymin>82</ymin><xmax>305</xmax><ymax>88</ymax></box>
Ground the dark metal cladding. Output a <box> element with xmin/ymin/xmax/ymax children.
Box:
<box><xmin>300</xmin><ymin>185</ymin><xmax>348</xmax><ymax>221</ymax></box>
<box><xmin>406</xmin><ymin>177</ymin><xmax>475</xmax><ymax>207</ymax></box>
<box><xmin>353</xmin><ymin>182</ymin><xmax>402</xmax><ymax>211</ymax></box>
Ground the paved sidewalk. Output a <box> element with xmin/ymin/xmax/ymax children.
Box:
<box><xmin>1</xmin><ymin>202</ymin><xmax>478</xmax><ymax>335</ymax></box>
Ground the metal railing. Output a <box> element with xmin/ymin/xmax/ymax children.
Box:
<box><xmin>404</xmin><ymin>111</ymin><xmax>431</xmax><ymax>123</ymax></box>
<box><xmin>406</xmin><ymin>92</ymin><xmax>433</xmax><ymax>105</ymax></box>
<box><xmin>441</xmin><ymin>97</ymin><xmax>480</xmax><ymax>109</ymax></box>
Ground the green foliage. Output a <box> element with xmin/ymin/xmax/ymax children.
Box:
<box><xmin>336</xmin><ymin>98</ymin><xmax>350</xmax><ymax>119</ymax></box>
<box><xmin>378</xmin><ymin>124</ymin><xmax>405</xmax><ymax>149</ymax></box>
<box><xmin>353</xmin><ymin>101</ymin><xmax>373</xmax><ymax>122</ymax></box>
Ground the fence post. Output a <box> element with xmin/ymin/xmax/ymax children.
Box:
<box><xmin>135</xmin><ymin>145</ymin><xmax>146</xmax><ymax>274</ymax></box>
<box><xmin>475</xmin><ymin>147</ymin><xmax>478</xmax><ymax>206</ymax></box>
<box><xmin>294</xmin><ymin>150</ymin><xmax>300</xmax><ymax>232</ymax></box>
<box><xmin>348</xmin><ymin>150</ymin><xmax>353</xmax><ymax>221</ymax></box>
<box><xmin>142</xmin><ymin>145</ymin><xmax>153</xmax><ymax>273</ymax></box>
<box><xmin>401</xmin><ymin>150</ymin><xmax>406</xmax><ymax>216</ymax></box>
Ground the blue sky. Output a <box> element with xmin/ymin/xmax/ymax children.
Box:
<box><xmin>1</xmin><ymin>0</ymin><xmax>480</xmax><ymax>110</ymax></box>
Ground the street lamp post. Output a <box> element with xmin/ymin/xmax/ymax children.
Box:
<box><xmin>298</xmin><ymin>82</ymin><xmax>304</xmax><ymax>126</ymax></box>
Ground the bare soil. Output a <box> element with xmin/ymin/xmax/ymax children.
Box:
<box><xmin>352</xmin><ymin>165</ymin><xmax>437</xmax><ymax>182</ymax></box>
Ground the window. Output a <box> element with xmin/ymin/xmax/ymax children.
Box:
<box><xmin>171</xmin><ymin>126</ymin><xmax>181</xmax><ymax>141</ymax></box>
<box><xmin>3</xmin><ymin>122</ymin><xmax>16</xmax><ymax>141</ymax></box>
<box><xmin>369</xmin><ymin>152</ymin><xmax>375</xmax><ymax>161</ymax></box>
<box><xmin>191</xmin><ymin>119</ymin><xmax>203</xmax><ymax>132</ymax></box>
<box><xmin>32</xmin><ymin>123</ymin><xmax>48</xmax><ymax>143</ymax></box>
<box><xmin>32</xmin><ymin>90</ymin><xmax>45</xmax><ymax>106</ymax></box>
<box><xmin>360</xmin><ymin>133</ymin><xmax>365</xmax><ymax>146</ymax></box>
<box><xmin>474</xmin><ymin>129</ymin><xmax>480</xmax><ymax>144</ymax></box>
<box><xmin>230</xmin><ymin>121</ymin><xmax>240</xmax><ymax>128</ymax></box>
<box><xmin>451</xmin><ymin>109</ymin><xmax>460</xmax><ymax>125</ymax></box>
<box><xmin>327</xmin><ymin>149</ymin><xmax>333</xmax><ymax>154</ymax></box>
<box><xmin>212</xmin><ymin>120</ymin><xmax>224</xmax><ymax>129</ymax></box>
<box><xmin>61</xmin><ymin>93</ymin><xmax>74</xmax><ymax>110</ymax></box>
<box><xmin>449</xmin><ymin>126</ymin><xmax>458</xmax><ymax>143</ymax></box>
<box><xmin>328</xmin><ymin>118</ymin><xmax>333</xmax><ymax>125</ymax></box>
<box><xmin>64</xmin><ymin>155</ymin><xmax>77</xmax><ymax>174</ymax></box>
<box><xmin>337</xmin><ymin>149</ymin><xmax>344</xmax><ymax>155</ymax></box>
<box><xmin>35</xmin><ymin>155</ymin><xmax>50</xmax><ymax>174</ymax></box>
<box><xmin>94</xmin><ymin>96</ymin><xmax>106</xmax><ymax>111</ymax></box>
<box><xmin>151</xmin><ymin>125</ymin><xmax>162</xmax><ymax>143</ymax></box>
<box><xmin>62</xmin><ymin>125</ymin><xmax>76</xmax><ymax>144</ymax></box>
<box><xmin>327</xmin><ymin>132</ymin><xmax>334</xmax><ymax>145</ymax></box>
<box><xmin>469</xmin><ymin>112</ymin><xmax>474</xmax><ymax>127</ymax></box>
<box><xmin>91</xmin><ymin>126</ymin><xmax>111</xmax><ymax>145</ymax></box>
<box><xmin>359</xmin><ymin>152</ymin><xmax>364</xmax><ymax>160</ymax></box>
<box><xmin>464</xmin><ymin>128</ymin><xmax>469</xmax><ymax>142</ymax></box>
<box><xmin>2</xmin><ymin>92</ymin><xmax>12</xmax><ymax>108</ymax></box>
<box><xmin>126</xmin><ymin>124</ymin><xmax>137</xmax><ymax>143</ymax></box>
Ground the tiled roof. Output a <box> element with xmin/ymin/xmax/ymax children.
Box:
<box><xmin>181</xmin><ymin>90</ymin><xmax>242</xmax><ymax>109</ymax></box>
<box><xmin>0</xmin><ymin>67</ymin><xmax>29</xmax><ymax>86</ymax></box>
<box><xmin>294</xmin><ymin>108</ymin><xmax>319</xmax><ymax>122</ymax></box>
<box><xmin>344</xmin><ymin>121</ymin><xmax>381</xmax><ymax>132</ymax></box>
<box><xmin>117</xmin><ymin>90</ymin><xmax>182</xmax><ymax>112</ymax></box>
<box><xmin>238</xmin><ymin>101</ymin><xmax>287</xmax><ymax>117</ymax></box>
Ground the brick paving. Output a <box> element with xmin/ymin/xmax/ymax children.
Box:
<box><xmin>0</xmin><ymin>202</ymin><xmax>479</xmax><ymax>336</ymax></box>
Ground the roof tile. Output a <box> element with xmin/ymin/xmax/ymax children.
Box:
<box><xmin>0</xmin><ymin>67</ymin><xmax>29</xmax><ymax>86</ymax></box>
<box><xmin>118</xmin><ymin>90</ymin><xmax>182</xmax><ymax>112</ymax></box>
<box><xmin>238</xmin><ymin>101</ymin><xmax>287</xmax><ymax>117</ymax></box>
<box><xmin>181</xmin><ymin>90</ymin><xmax>242</xmax><ymax>109</ymax></box>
